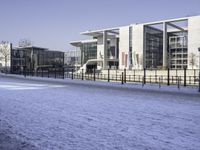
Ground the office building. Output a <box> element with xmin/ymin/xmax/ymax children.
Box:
<box><xmin>70</xmin><ymin>15</ymin><xmax>200</xmax><ymax>72</ymax></box>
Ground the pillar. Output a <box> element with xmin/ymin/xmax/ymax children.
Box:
<box><xmin>103</xmin><ymin>31</ymin><xmax>107</xmax><ymax>69</ymax></box>
<box><xmin>163</xmin><ymin>22</ymin><xmax>168</xmax><ymax>68</ymax></box>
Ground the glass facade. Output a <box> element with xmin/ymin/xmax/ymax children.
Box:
<box><xmin>11</xmin><ymin>48</ymin><xmax>32</xmax><ymax>73</ymax></box>
<box><xmin>65</xmin><ymin>50</ymin><xmax>81</xmax><ymax>66</ymax></box>
<box><xmin>11</xmin><ymin>47</ymin><xmax>64</xmax><ymax>73</ymax></box>
<box><xmin>168</xmin><ymin>32</ymin><xmax>188</xmax><ymax>69</ymax></box>
<box><xmin>81</xmin><ymin>42</ymin><xmax>97</xmax><ymax>64</ymax></box>
<box><xmin>144</xmin><ymin>26</ymin><xmax>163</xmax><ymax>69</ymax></box>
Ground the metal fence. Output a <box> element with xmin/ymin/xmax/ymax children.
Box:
<box><xmin>14</xmin><ymin>68</ymin><xmax>65</xmax><ymax>79</ymax></box>
<box><xmin>13</xmin><ymin>68</ymin><xmax>200</xmax><ymax>91</ymax></box>
<box><xmin>65</xmin><ymin>68</ymin><xmax>200</xmax><ymax>87</ymax></box>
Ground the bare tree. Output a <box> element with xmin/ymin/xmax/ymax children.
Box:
<box><xmin>189</xmin><ymin>53</ymin><xmax>196</xmax><ymax>69</ymax></box>
<box><xmin>0</xmin><ymin>41</ymin><xmax>11</xmax><ymax>72</ymax></box>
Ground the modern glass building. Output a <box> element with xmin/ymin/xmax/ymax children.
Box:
<box><xmin>11</xmin><ymin>46</ymin><xmax>64</xmax><ymax>74</ymax></box>
<box><xmin>70</xmin><ymin>15</ymin><xmax>200</xmax><ymax>71</ymax></box>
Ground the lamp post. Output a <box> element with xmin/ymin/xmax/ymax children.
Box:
<box><xmin>198</xmin><ymin>47</ymin><xmax>200</xmax><ymax>92</ymax></box>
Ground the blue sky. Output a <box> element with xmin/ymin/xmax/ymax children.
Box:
<box><xmin>0</xmin><ymin>0</ymin><xmax>199</xmax><ymax>51</ymax></box>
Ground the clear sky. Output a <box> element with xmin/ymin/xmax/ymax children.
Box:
<box><xmin>0</xmin><ymin>0</ymin><xmax>199</xmax><ymax>51</ymax></box>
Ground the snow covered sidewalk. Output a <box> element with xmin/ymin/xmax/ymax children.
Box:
<box><xmin>0</xmin><ymin>74</ymin><xmax>200</xmax><ymax>150</ymax></box>
<box><xmin>0</xmin><ymin>73</ymin><xmax>199</xmax><ymax>96</ymax></box>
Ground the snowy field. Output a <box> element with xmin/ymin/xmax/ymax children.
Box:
<box><xmin>0</xmin><ymin>74</ymin><xmax>200</xmax><ymax>150</ymax></box>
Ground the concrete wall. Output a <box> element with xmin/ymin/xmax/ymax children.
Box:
<box><xmin>119</xmin><ymin>26</ymin><xmax>129</xmax><ymax>69</ymax></box>
<box><xmin>132</xmin><ymin>24</ymin><xmax>144</xmax><ymax>69</ymax></box>
<box><xmin>188</xmin><ymin>16</ymin><xmax>200</xmax><ymax>69</ymax></box>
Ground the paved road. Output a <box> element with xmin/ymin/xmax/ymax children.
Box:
<box><xmin>0</xmin><ymin>75</ymin><xmax>200</xmax><ymax>150</ymax></box>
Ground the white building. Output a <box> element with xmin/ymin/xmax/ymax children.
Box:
<box><xmin>70</xmin><ymin>15</ymin><xmax>200</xmax><ymax>72</ymax></box>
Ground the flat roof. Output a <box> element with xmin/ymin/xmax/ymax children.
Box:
<box><xmin>13</xmin><ymin>46</ymin><xmax>64</xmax><ymax>53</ymax></box>
<box><xmin>81</xmin><ymin>27</ymin><xmax>120</xmax><ymax>36</ymax></box>
<box><xmin>141</xmin><ymin>16</ymin><xmax>189</xmax><ymax>26</ymax></box>
<box><xmin>14</xmin><ymin>46</ymin><xmax>48</xmax><ymax>50</ymax></box>
<box><xmin>80</xmin><ymin>15</ymin><xmax>199</xmax><ymax>37</ymax></box>
<box><xmin>70</xmin><ymin>39</ymin><xmax>97</xmax><ymax>46</ymax></box>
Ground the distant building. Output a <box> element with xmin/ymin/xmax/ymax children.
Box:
<box><xmin>0</xmin><ymin>42</ymin><xmax>64</xmax><ymax>73</ymax></box>
<box><xmin>11</xmin><ymin>46</ymin><xmax>64</xmax><ymax>74</ymax></box>
<box><xmin>71</xmin><ymin>15</ymin><xmax>200</xmax><ymax>71</ymax></box>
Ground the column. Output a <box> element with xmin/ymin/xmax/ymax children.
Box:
<box><xmin>163</xmin><ymin>22</ymin><xmax>168</xmax><ymax>68</ymax></box>
<box><xmin>103</xmin><ymin>31</ymin><xmax>107</xmax><ymax>69</ymax></box>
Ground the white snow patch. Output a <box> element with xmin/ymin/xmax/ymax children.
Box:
<box><xmin>0</xmin><ymin>73</ymin><xmax>200</xmax><ymax>150</ymax></box>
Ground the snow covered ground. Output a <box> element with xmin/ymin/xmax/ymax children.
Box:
<box><xmin>0</xmin><ymin>74</ymin><xmax>200</xmax><ymax>150</ymax></box>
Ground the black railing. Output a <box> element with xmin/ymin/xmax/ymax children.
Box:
<box><xmin>10</xmin><ymin>68</ymin><xmax>200</xmax><ymax>91</ymax></box>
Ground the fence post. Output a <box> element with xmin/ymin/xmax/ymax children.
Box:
<box><xmin>159</xmin><ymin>77</ymin><xmax>161</xmax><ymax>88</ymax></box>
<box><xmin>116</xmin><ymin>70</ymin><xmax>117</xmax><ymax>81</ymax></box>
<box><xmin>63</xmin><ymin>67</ymin><xmax>65</xmax><ymax>79</ymax></box>
<box><xmin>142</xmin><ymin>76</ymin><xmax>145</xmax><ymax>87</ymax></box>
<box><xmin>42</xmin><ymin>68</ymin><xmax>43</xmax><ymax>77</ymax></box>
<box><xmin>48</xmin><ymin>69</ymin><xmax>50</xmax><ymax>78</ymax></box>
<box><xmin>55</xmin><ymin>68</ymin><xmax>57</xmax><ymax>79</ymax></box>
<box><xmin>143</xmin><ymin>68</ymin><xmax>146</xmax><ymax>84</ymax></box>
<box><xmin>178</xmin><ymin>76</ymin><xmax>180</xmax><ymax>89</ymax></box>
<box><xmin>108</xmin><ymin>69</ymin><xmax>110</xmax><ymax>82</ymax></box>
<box><xmin>124</xmin><ymin>68</ymin><xmax>126</xmax><ymax>83</ymax></box>
<box><xmin>121</xmin><ymin>72</ymin><xmax>124</xmax><ymax>85</ymax></box>
<box><xmin>199</xmin><ymin>70</ymin><xmax>200</xmax><ymax>92</ymax></box>
<box><xmin>72</xmin><ymin>69</ymin><xmax>74</xmax><ymax>80</ymax></box>
<box><xmin>82</xmin><ymin>69</ymin><xmax>84</xmax><ymax>80</ymax></box>
<box><xmin>94</xmin><ymin>68</ymin><xmax>96</xmax><ymax>81</ymax></box>
<box><xmin>176</xmin><ymin>69</ymin><xmax>178</xmax><ymax>78</ymax></box>
<box><xmin>167</xmin><ymin>68</ymin><xmax>170</xmax><ymax>86</ymax></box>
<box><xmin>24</xmin><ymin>68</ymin><xmax>26</xmax><ymax>78</ymax></box>
<box><xmin>184</xmin><ymin>67</ymin><xmax>186</xmax><ymax>87</ymax></box>
<box><xmin>155</xmin><ymin>69</ymin><xmax>157</xmax><ymax>83</ymax></box>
